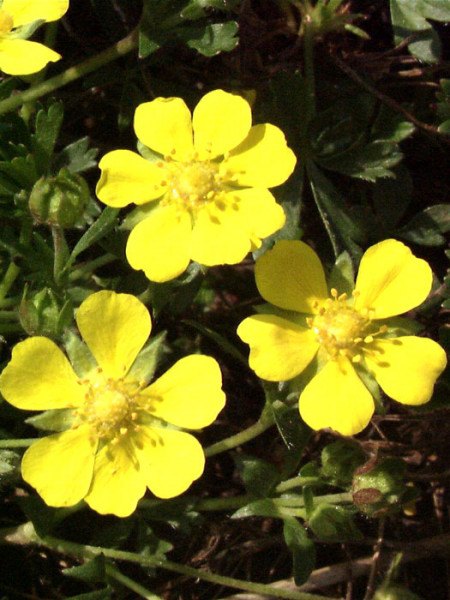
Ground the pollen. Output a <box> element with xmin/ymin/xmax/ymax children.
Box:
<box><xmin>310</xmin><ymin>291</ymin><xmax>384</xmax><ymax>361</ymax></box>
<box><xmin>74</xmin><ymin>375</ymin><xmax>146</xmax><ymax>441</ymax></box>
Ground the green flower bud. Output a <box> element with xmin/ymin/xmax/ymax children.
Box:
<box><xmin>352</xmin><ymin>457</ymin><xmax>417</xmax><ymax>517</ymax></box>
<box><xmin>19</xmin><ymin>288</ymin><xmax>73</xmax><ymax>338</ymax></box>
<box><xmin>29</xmin><ymin>168</ymin><xmax>90</xmax><ymax>228</ymax></box>
<box><xmin>321</xmin><ymin>440</ymin><xmax>366</xmax><ymax>487</ymax></box>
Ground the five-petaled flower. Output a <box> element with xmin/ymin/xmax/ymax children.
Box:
<box><xmin>237</xmin><ymin>239</ymin><xmax>447</xmax><ymax>436</ymax></box>
<box><xmin>0</xmin><ymin>1</ymin><xmax>68</xmax><ymax>75</ymax></box>
<box><xmin>96</xmin><ymin>89</ymin><xmax>297</xmax><ymax>282</ymax></box>
<box><xmin>0</xmin><ymin>290</ymin><xmax>226</xmax><ymax>517</ymax></box>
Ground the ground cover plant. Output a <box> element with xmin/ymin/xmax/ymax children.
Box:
<box><xmin>0</xmin><ymin>1</ymin><xmax>449</xmax><ymax>599</ymax></box>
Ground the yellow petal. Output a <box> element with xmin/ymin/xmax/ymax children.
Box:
<box><xmin>255</xmin><ymin>240</ymin><xmax>328</xmax><ymax>313</ymax></box>
<box><xmin>300</xmin><ymin>358</ymin><xmax>374</xmax><ymax>436</ymax></box>
<box><xmin>134</xmin><ymin>427</ymin><xmax>205</xmax><ymax>499</ymax></box>
<box><xmin>126</xmin><ymin>205</ymin><xmax>192</xmax><ymax>282</ymax></box>
<box><xmin>142</xmin><ymin>355</ymin><xmax>225</xmax><ymax>429</ymax></box>
<box><xmin>76</xmin><ymin>290</ymin><xmax>151</xmax><ymax>379</ymax></box>
<box><xmin>365</xmin><ymin>336</ymin><xmax>447</xmax><ymax>405</ymax></box>
<box><xmin>354</xmin><ymin>239</ymin><xmax>433</xmax><ymax>319</ymax></box>
<box><xmin>191</xmin><ymin>201</ymin><xmax>254</xmax><ymax>266</ymax></box>
<box><xmin>237</xmin><ymin>314</ymin><xmax>319</xmax><ymax>381</ymax></box>
<box><xmin>84</xmin><ymin>439</ymin><xmax>147</xmax><ymax>517</ymax></box>
<box><xmin>224</xmin><ymin>188</ymin><xmax>286</xmax><ymax>240</ymax></box>
<box><xmin>2</xmin><ymin>0</ymin><xmax>69</xmax><ymax>27</ymax></box>
<box><xmin>192</xmin><ymin>90</ymin><xmax>252</xmax><ymax>159</ymax></box>
<box><xmin>0</xmin><ymin>39</ymin><xmax>61</xmax><ymax>75</ymax></box>
<box><xmin>134</xmin><ymin>98</ymin><xmax>194</xmax><ymax>161</ymax></box>
<box><xmin>96</xmin><ymin>150</ymin><xmax>165</xmax><ymax>207</ymax></box>
<box><xmin>21</xmin><ymin>426</ymin><xmax>97</xmax><ymax>507</ymax></box>
<box><xmin>225</xmin><ymin>124</ymin><xmax>297</xmax><ymax>188</ymax></box>
<box><xmin>0</xmin><ymin>337</ymin><xmax>83</xmax><ymax>410</ymax></box>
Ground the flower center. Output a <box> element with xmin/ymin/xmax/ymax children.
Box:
<box><xmin>308</xmin><ymin>289</ymin><xmax>385</xmax><ymax>362</ymax></box>
<box><xmin>0</xmin><ymin>11</ymin><xmax>14</xmax><ymax>35</ymax></box>
<box><xmin>74</xmin><ymin>373</ymin><xmax>146</xmax><ymax>442</ymax></box>
<box><xmin>158</xmin><ymin>154</ymin><xmax>229</xmax><ymax>214</ymax></box>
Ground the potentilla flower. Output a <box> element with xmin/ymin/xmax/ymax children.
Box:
<box><xmin>0</xmin><ymin>1</ymin><xmax>68</xmax><ymax>75</ymax></box>
<box><xmin>0</xmin><ymin>290</ymin><xmax>226</xmax><ymax>517</ymax></box>
<box><xmin>237</xmin><ymin>239</ymin><xmax>447</xmax><ymax>436</ymax></box>
<box><xmin>96</xmin><ymin>89</ymin><xmax>297</xmax><ymax>282</ymax></box>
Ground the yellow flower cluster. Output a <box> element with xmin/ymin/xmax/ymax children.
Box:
<box><xmin>0</xmin><ymin>1</ymin><xmax>68</xmax><ymax>75</ymax></box>
<box><xmin>0</xmin><ymin>88</ymin><xmax>446</xmax><ymax>518</ymax></box>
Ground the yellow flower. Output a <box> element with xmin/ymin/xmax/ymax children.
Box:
<box><xmin>0</xmin><ymin>290</ymin><xmax>226</xmax><ymax>517</ymax></box>
<box><xmin>0</xmin><ymin>1</ymin><xmax>68</xmax><ymax>75</ymax></box>
<box><xmin>96</xmin><ymin>89</ymin><xmax>297</xmax><ymax>282</ymax></box>
<box><xmin>237</xmin><ymin>239</ymin><xmax>447</xmax><ymax>436</ymax></box>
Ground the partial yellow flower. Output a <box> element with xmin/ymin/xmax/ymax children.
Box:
<box><xmin>96</xmin><ymin>89</ymin><xmax>297</xmax><ymax>282</ymax></box>
<box><xmin>0</xmin><ymin>0</ymin><xmax>68</xmax><ymax>75</ymax></box>
<box><xmin>0</xmin><ymin>290</ymin><xmax>226</xmax><ymax>517</ymax></box>
<box><xmin>237</xmin><ymin>239</ymin><xmax>447</xmax><ymax>436</ymax></box>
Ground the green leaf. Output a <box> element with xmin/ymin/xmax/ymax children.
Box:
<box><xmin>54</xmin><ymin>137</ymin><xmax>99</xmax><ymax>174</ymax></box>
<box><xmin>390</xmin><ymin>0</ymin><xmax>450</xmax><ymax>62</ymax></box>
<box><xmin>63</xmin><ymin>555</ymin><xmax>106</xmax><ymax>583</ymax></box>
<box><xmin>309</xmin><ymin>504</ymin><xmax>363</xmax><ymax>542</ymax></box>
<box><xmin>232</xmin><ymin>498</ymin><xmax>303</xmax><ymax>520</ymax></box>
<box><xmin>321</xmin><ymin>440</ymin><xmax>366</xmax><ymax>487</ymax></box>
<box><xmin>68</xmin><ymin>207</ymin><xmax>119</xmax><ymax>264</ymax></box>
<box><xmin>372</xmin><ymin>165</ymin><xmax>412</xmax><ymax>229</ymax></box>
<box><xmin>328</xmin><ymin>251</ymin><xmax>355</xmax><ymax>296</ymax></box>
<box><xmin>31</xmin><ymin>102</ymin><xmax>64</xmax><ymax>175</ymax></box>
<box><xmin>26</xmin><ymin>408</ymin><xmax>75</xmax><ymax>432</ymax></box>
<box><xmin>126</xmin><ymin>331</ymin><xmax>168</xmax><ymax>385</ymax></box>
<box><xmin>234</xmin><ymin>454</ymin><xmax>281</xmax><ymax>497</ymax></box>
<box><xmin>307</xmin><ymin>161</ymin><xmax>363</xmax><ymax>259</ymax></box>
<box><xmin>283</xmin><ymin>517</ymin><xmax>316</xmax><ymax>585</ymax></box>
<box><xmin>63</xmin><ymin>329</ymin><xmax>97</xmax><ymax>377</ymax></box>
<box><xmin>184</xmin><ymin>21</ymin><xmax>239</xmax><ymax>56</ymax></box>
<box><xmin>399</xmin><ymin>204</ymin><xmax>450</xmax><ymax>246</ymax></box>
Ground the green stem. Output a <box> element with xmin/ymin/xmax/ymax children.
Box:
<box><xmin>0</xmin><ymin>439</ymin><xmax>36</xmax><ymax>448</ymax></box>
<box><xmin>105</xmin><ymin>563</ymin><xmax>163</xmax><ymax>600</ymax></box>
<box><xmin>0</xmin><ymin>28</ymin><xmax>139</xmax><ymax>115</ymax></box>
<box><xmin>275</xmin><ymin>476</ymin><xmax>322</xmax><ymax>494</ymax></box>
<box><xmin>0</xmin><ymin>263</ymin><xmax>21</xmax><ymax>305</ymax></box>
<box><xmin>68</xmin><ymin>253</ymin><xmax>117</xmax><ymax>281</ymax></box>
<box><xmin>205</xmin><ymin>410</ymin><xmax>274</xmax><ymax>457</ymax></box>
<box><xmin>0</xmin><ymin>523</ymin><xmax>336</xmax><ymax>600</ymax></box>
<box><xmin>52</xmin><ymin>227</ymin><xmax>69</xmax><ymax>286</ymax></box>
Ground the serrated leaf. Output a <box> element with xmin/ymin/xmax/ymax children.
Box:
<box><xmin>54</xmin><ymin>137</ymin><xmax>98</xmax><ymax>174</ymax></box>
<box><xmin>234</xmin><ymin>454</ymin><xmax>281</xmax><ymax>497</ymax></box>
<box><xmin>283</xmin><ymin>517</ymin><xmax>316</xmax><ymax>585</ymax></box>
<box><xmin>31</xmin><ymin>102</ymin><xmax>64</xmax><ymax>175</ymax></box>
<box><xmin>184</xmin><ymin>21</ymin><xmax>239</xmax><ymax>56</ymax></box>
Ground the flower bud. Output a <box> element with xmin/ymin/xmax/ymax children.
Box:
<box><xmin>352</xmin><ymin>457</ymin><xmax>417</xmax><ymax>517</ymax></box>
<box><xmin>29</xmin><ymin>168</ymin><xmax>90</xmax><ymax>228</ymax></box>
<box><xmin>19</xmin><ymin>288</ymin><xmax>73</xmax><ymax>338</ymax></box>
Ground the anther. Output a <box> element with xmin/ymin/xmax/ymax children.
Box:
<box><xmin>338</xmin><ymin>293</ymin><xmax>348</xmax><ymax>301</ymax></box>
<box><xmin>120</xmin><ymin>427</ymin><xmax>128</xmax><ymax>436</ymax></box>
<box><xmin>96</xmin><ymin>366</ymin><xmax>103</xmax><ymax>373</ymax></box>
<box><xmin>331</xmin><ymin>288</ymin><xmax>338</xmax><ymax>298</ymax></box>
<box><xmin>364</xmin><ymin>335</ymin><xmax>374</xmax><ymax>344</ymax></box>
<box><xmin>352</xmin><ymin>290</ymin><xmax>360</xmax><ymax>298</ymax></box>
<box><xmin>352</xmin><ymin>354</ymin><xmax>362</xmax><ymax>363</ymax></box>
<box><xmin>170</xmin><ymin>148</ymin><xmax>176</xmax><ymax>155</ymax></box>
<box><xmin>156</xmin><ymin>161</ymin><xmax>164</xmax><ymax>168</ymax></box>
